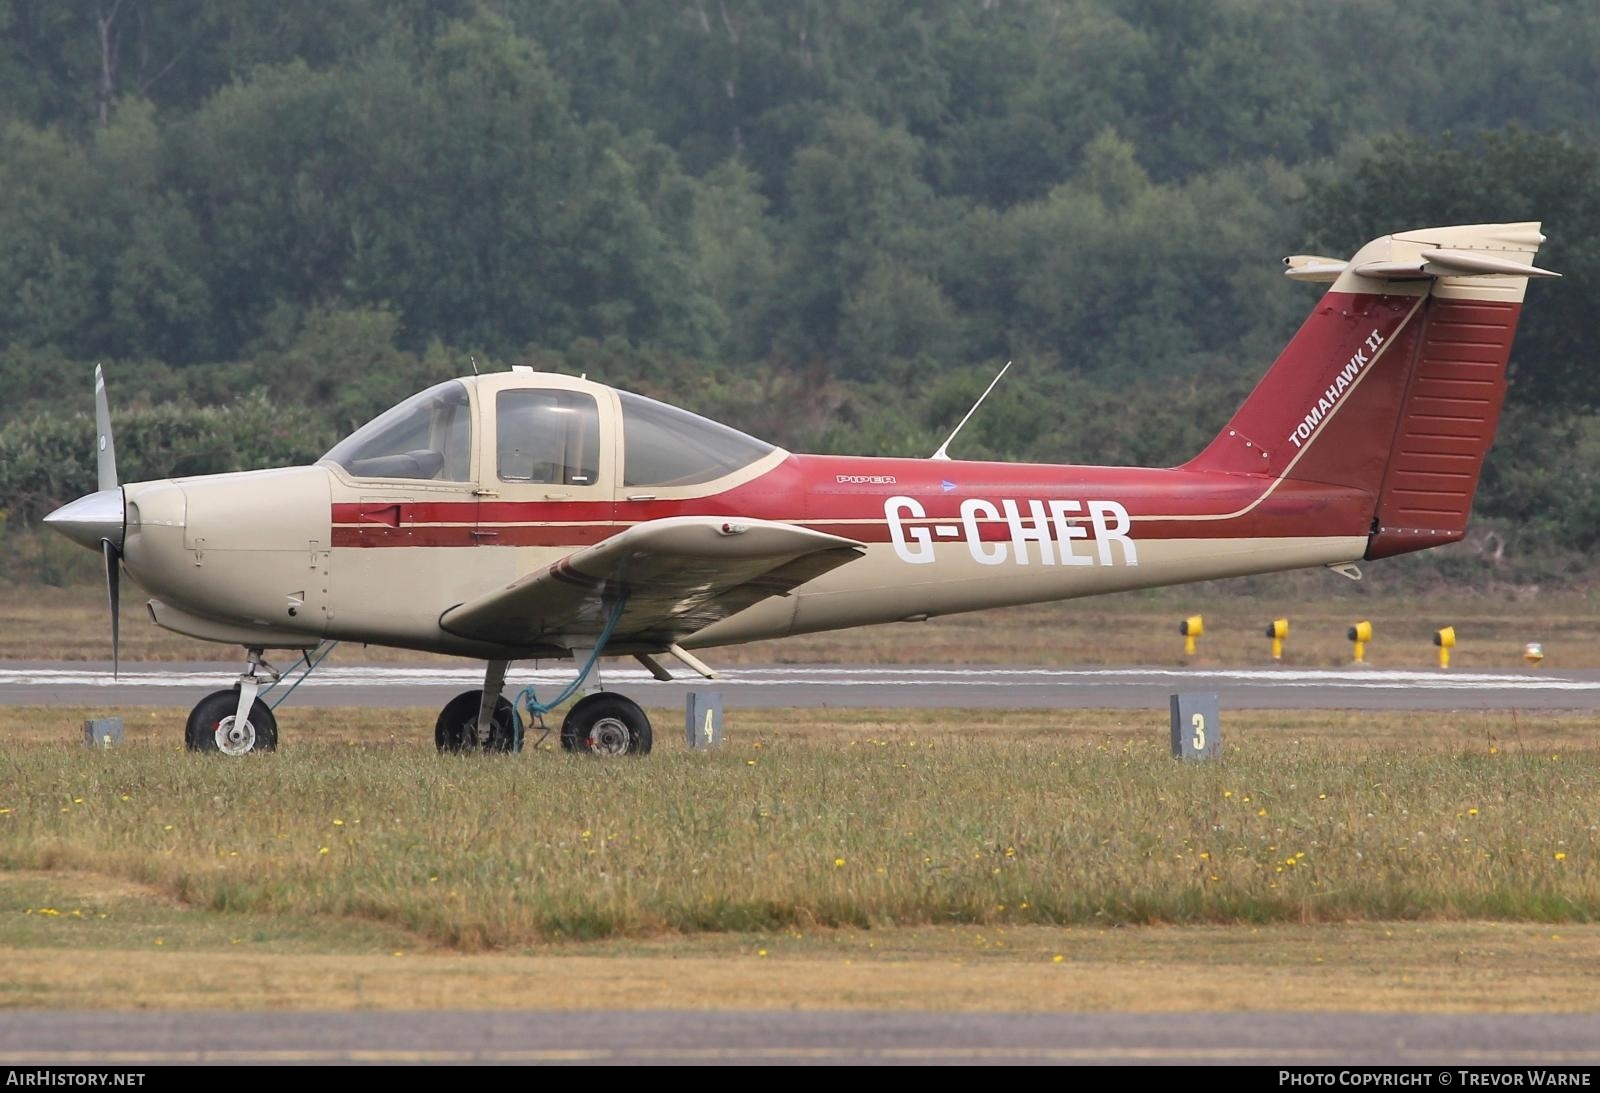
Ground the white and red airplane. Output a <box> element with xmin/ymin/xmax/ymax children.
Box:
<box><xmin>44</xmin><ymin>221</ymin><xmax>1555</xmax><ymax>756</ymax></box>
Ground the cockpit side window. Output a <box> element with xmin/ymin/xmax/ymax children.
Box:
<box><xmin>618</xmin><ymin>389</ymin><xmax>776</xmax><ymax>487</ymax></box>
<box><xmin>497</xmin><ymin>389</ymin><xmax>601</xmax><ymax>486</ymax></box>
<box><xmin>322</xmin><ymin>380</ymin><xmax>472</xmax><ymax>481</ymax></box>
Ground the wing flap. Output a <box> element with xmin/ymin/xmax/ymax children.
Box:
<box><xmin>439</xmin><ymin>517</ymin><xmax>864</xmax><ymax>647</ymax></box>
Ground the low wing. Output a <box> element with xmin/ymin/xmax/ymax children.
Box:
<box><xmin>438</xmin><ymin>516</ymin><xmax>864</xmax><ymax>648</ymax></box>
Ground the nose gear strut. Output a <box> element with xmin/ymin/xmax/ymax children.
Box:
<box><xmin>228</xmin><ymin>648</ymin><xmax>280</xmax><ymax>747</ymax></box>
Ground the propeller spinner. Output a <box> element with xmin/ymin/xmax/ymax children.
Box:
<box><xmin>41</xmin><ymin>365</ymin><xmax>125</xmax><ymax>676</ymax></box>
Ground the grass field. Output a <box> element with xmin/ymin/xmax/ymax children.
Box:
<box><xmin>2</xmin><ymin>704</ymin><xmax>1597</xmax><ymax>1010</ymax></box>
<box><xmin>5</xmin><ymin>575</ymin><xmax>1600</xmax><ymax>670</ymax></box>
<box><xmin>5</xmin><ymin>867</ymin><xmax>1598</xmax><ymax>1012</ymax></box>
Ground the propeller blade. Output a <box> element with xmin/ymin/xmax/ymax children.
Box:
<box><xmin>94</xmin><ymin>364</ymin><xmax>118</xmax><ymax>493</ymax></box>
<box><xmin>102</xmin><ymin>539</ymin><xmax>121</xmax><ymax>679</ymax></box>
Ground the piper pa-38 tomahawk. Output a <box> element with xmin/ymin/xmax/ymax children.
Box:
<box><xmin>45</xmin><ymin>222</ymin><xmax>1555</xmax><ymax>757</ymax></box>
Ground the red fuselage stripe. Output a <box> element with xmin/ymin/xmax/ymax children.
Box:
<box><xmin>330</xmin><ymin>456</ymin><xmax>1375</xmax><ymax>548</ymax></box>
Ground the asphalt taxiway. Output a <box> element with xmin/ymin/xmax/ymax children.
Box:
<box><xmin>2</xmin><ymin>1010</ymin><xmax>1597</xmax><ymax>1066</ymax></box>
<box><xmin>3</xmin><ymin>661</ymin><xmax>1600</xmax><ymax>710</ymax></box>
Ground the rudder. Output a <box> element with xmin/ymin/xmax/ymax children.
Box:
<box><xmin>1366</xmin><ymin>295</ymin><xmax>1524</xmax><ymax>558</ymax></box>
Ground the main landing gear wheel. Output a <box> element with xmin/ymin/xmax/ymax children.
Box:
<box><xmin>560</xmin><ymin>693</ymin><xmax>653</xmax><ymax>756</ymax></box>
<box><xmin>435</xmin><ymin>690</ymin><xmax>523</xmax><ymax>753</ymax></box>
<box><xmin>185</xmin><ymin>686</ymin><xmax>278</xmax><ymax>755</ymax></box>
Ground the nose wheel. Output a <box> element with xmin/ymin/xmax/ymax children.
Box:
<box><xmin>185</xmin><ymin>686</ymin><xmax>278</xmax><ymax>754</ymax></box>
<box><xmin>560</xmin><ymin>693</ymin><xmax>653</xmax><ymax>756</ymax></box>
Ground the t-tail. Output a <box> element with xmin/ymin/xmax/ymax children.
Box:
<box><xmin>1183</xmin><ymin>222</ymin><xmax>1556</xmax><ymax>559</ymax></box>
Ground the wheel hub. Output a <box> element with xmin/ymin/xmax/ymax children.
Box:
<box><xmin>588</xmin><ymin>717</ymin><xmax>630</xmax><ymax>756</ymax></box>
<box><xmin>215</xmin><ymin>715</ymin><xmax>256</xmax><ymax>756</ymax></box>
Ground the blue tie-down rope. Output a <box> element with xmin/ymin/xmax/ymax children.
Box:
<box><xmin>514</xmin><ymin>595</ymin><xmax>628</xmax><ymax>723</ymax></box>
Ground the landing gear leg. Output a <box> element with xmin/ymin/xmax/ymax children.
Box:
<box><xmin>568</xmin><ymin>646</ymin><xmax>603</xmax><ymax>694</ymax></box>
<box><xmin>231</xmin><ymin>649</ymin><xmax>274</xmax><ymax>735</ymax></box>
<box><xmin>435</xmin><ymin>659</ymin><xmax>522</xmax><ymax>754</ymax></box>
<box><xmin>475</xmin><ymin>659</ymin><xmax>509</xmax><ymax>747</ymax></box>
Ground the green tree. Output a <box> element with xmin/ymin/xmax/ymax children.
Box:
<box><xmin>771</xmin><ymin>110</ymin><xmax>946</xmax><ymax>367</ymax></box>
<box><xmin>0</xmin><ymin>99</ymin><xmax>210</xmax><ymax>360</ymax></box>
<box><xmin>951</xmin><ymin>131</ymin><xmax>1305</xmax><ymax>381</ymax></box>
<box><xmin>692</xmin><ymin>159</ymin><xmax>778</xmax><ymax>361</ymax></box>
<box><xmin>167</xmin><ymin>13</ymin><xmax>719</xmax><ymax>359</ymax></box>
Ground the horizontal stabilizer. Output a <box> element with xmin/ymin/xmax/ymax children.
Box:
<box><xmin>1286</xmin><ymin>223</ymin><xmax>1559</xmax><ymax>283</ymax></box>
<box><xmin>1354</xmin><ymin>247</ymin><xmax>1560</xmax><ymax>281</ymax></box>
<box><xmin>1283</xmin><ymin>254</ymin><xmax>1349</xmax><ymax>282</ymax></box>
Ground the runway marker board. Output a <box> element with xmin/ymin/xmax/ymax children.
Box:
<box><xmin>1170</xmin><ymin>693</ymin><xmax>1220</xmax><ymax>760</ymax></box>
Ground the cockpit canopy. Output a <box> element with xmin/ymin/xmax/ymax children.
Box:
<box><xmin>321</xmin><ymin>374</ymin><xmax>778</xmax><ymax>489</ymax></box>
<box><xmin>323</xmin><ymin>380</ymin><xmax>472</xmax><ymax>481</ymax></box>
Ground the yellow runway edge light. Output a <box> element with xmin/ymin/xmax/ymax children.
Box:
<box><xmin>1265</xmin><ymin>618</ymin><xmax>1289</xmax><ymax>661</ymax></box>
<box><xmin>1179</xmin><ymin>615</ymin><xmax>1204</xmax><ymax>656</ymax></box>
<box><xmin>1433</xmin><ymin>626</ymin><xmax>1456</xmax><ymax>670</ymax></box>
<box><xmin>1348</xmin><ymin>620</ymin><xmax>1372</xmax><ymax>664</ymax></box>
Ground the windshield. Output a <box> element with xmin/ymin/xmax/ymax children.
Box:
<box><xmin>323</xmin><ymin>380</ymin><xmax>473</xmax><ymax>481</ymax></box>
<box><xmin>618</xmin><ymin>389</ymin><xmax>775</xmax><ymax>487</ymax></box>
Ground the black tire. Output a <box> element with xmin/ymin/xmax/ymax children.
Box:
<box><xmin>185</xmin><ymin>686</ymin><xmax>278</xmax><ymax>754</ymax></box>
<box><xmin>435</xmin><ymin>690</ymin><xmax>523</xmax><ymax>754</ymax></box>
<box><xmin>559</xmin><ymin>693</ymin><xmax>653</xmax><ymax>756</ymax></box>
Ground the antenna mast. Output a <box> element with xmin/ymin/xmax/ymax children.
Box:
<box><xmin>931</xmin><ymin>360</ymin><xmax>1012</xmax><ymax>461</ymax></box>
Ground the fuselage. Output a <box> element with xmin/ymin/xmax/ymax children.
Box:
<box><xmin>119</xmin><ymin>371</ymin><xmax>1371</xmax><ymax>659</ymax></box>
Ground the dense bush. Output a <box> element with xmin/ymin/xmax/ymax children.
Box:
<box><xmin>0</xmin><ymin>394</ymin><xmax>334</xmax><ymax>525</ymax></box>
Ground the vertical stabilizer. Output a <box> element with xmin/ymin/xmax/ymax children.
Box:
<box><xmin>1184</xmin><ymin>222</ymin><xmax>1554</xmax><ymax>559</ymax></box>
